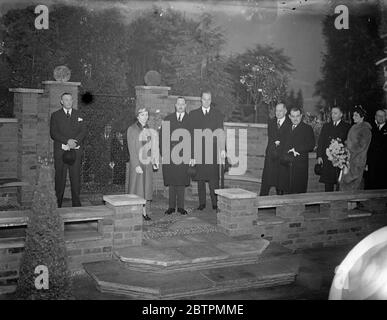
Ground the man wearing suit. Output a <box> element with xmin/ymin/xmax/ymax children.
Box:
<box><xmin>189</xmin><ymin>91</ymin><xmax>225</xmax><ymax>211</ymax></box>
<box><xmin>365</xmin><ymin>109</ymin><xmax>387</xmax><ymax>189</ymax></box>
<box><xmin>260</xmin><ymin>103</ymin><xmax>292</xmax><ymax>196</ymax></box>
<box><xmin>160</xmin><ymin>97</ymin><xmax>190</xmax><ymax>215</ymax></box>
<box><xmin>50</xmin><ymin>93</ymin><xmax>87</xmax><ymax>207</ymax></box>
<box><xmin>279</xmin><ymin>106</ymin><xmax>315</xmax><ymax>194</ymax></box>
<box><xmin>316</xmin><ymin>106</ymin><xmax>351</xmax><ymax>191</ymax></box>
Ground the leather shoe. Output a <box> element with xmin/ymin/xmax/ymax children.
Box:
<box><xmin>177</xmin><ymin>208</ymin><xmax>188</xmax><ymax>215</ymax></box>
<box><xmin>197</xmin><ymin>204</ymin><xmax>206</xmax><ymax>211</ymax></box>
<box><xmin>143</xmin><ymin>214</ymin><xmax>151</xmax><ymax>221</ymax></box>
<box><xmin>164</xmin><ymin>208</ymin><xmax>175</xmax><ymax>215</ymax></box>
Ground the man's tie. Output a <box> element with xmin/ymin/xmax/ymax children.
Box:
<box><xmin>334</xmin><ymin>121</ymin><xmax>337</xmax><ymax>127</ymax></box>
<box><xmin>292</xmin><ymin>124</ymin><xmax>296</xmax><ymax>131</ymax></box>
<box><xmin>178</xmin><ymin>113</ymin><xmax>182</xmax><ymax>122</ymax></box>
<box><xmin>66</xmin><ymin>111</ymin><xmax>70</xmax><ymax>118</ymax></box>
<box><xmin>277</xmin><ymin>119</ymin><xmax>281</xmax><ymax>129</ymax></box>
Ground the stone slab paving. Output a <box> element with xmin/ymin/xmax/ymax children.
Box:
<box><xmin>83</xmin><ymin>257</ymin><xmax>297</xmax><ymax>299</ymax></box>
<box><xmin>115</xmin><ymin>229</ymin><xmax>271</xmax><ymax>271</ymax></box>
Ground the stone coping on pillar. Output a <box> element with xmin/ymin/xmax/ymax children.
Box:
<box><xmin>9</xmin><ymin>88</ymin><xmax>44</xmax><ymax>94</ymax></box>
<box><xmin>0</xmin><ymin>118</ymin><xmax>17</xmax><ymax>123</ymax></box>
<box><xmin>42</xmin><ymin>81</ymin><xmax>81</xmax><ymax>86</ymax></box>
<box><xmin>103</xmin><ymin>194</ymin><xmax>146</xmax><ymax>206</ymax></box>
<box><xmin>215</xmin><ymin>188</ymin><xmax>257</xmax><ymax>199</ymax></box>
<box><xmin>135</xmin><ymin>85</ymin><xmax>171</xmax><ymax>91</ymax></box>
<box><xmin>169</xmin><ymin>94</ymin><xmax>201</xmax><ymax>101</ymax></box>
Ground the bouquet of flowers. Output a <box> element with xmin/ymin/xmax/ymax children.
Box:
<box><xmin>326</xmin><ymin>138</ymin><xmax>350</xmax><ymax>182</ymax></box>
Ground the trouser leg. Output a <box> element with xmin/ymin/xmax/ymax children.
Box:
<box><xmin>259</xmin><ymin>181</ymin><xmax>270</xmax><ymax>196</ymax></box>
<box><xmin>54</xmin><ymin>155</ymin><xmax>67</xmax><ymax>208</ymax></box>
<box><xmin>69</xmin><ymin>151</ymin><xmax>82</xmax><ymax>207</ymax></box>
<box><xmin>198</xmin><ymin>180</ymin><xmax>206</xmax><ymax>206</ymax></box>
<box><xmin>176</xmin><ymin>186</ymin><xmax>185</xmax><ymax>209</ymax></box>
<box><xmin>208</xmin><ymin>178</ymin><xmax>219</xmax><ymax>207</ymax></box>
<box><xmin>169</xmin><ymin>185</ymin><xmax>177</xmax><ymax>209</ymax></box>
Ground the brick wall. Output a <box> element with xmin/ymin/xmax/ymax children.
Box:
<box><xmin>216</xmin><ymin>188</ymin><xmax>387</xmax><ymax>251</ymax></box>
<box><xmin>0</xmin><ymin>194</ymin><xmax>144</xmax><ymax>293</ymax></box>
<box><xmin>0</xmin><ymin>119</ymin><xmax>17</xmax><ymax>180</ymax></box>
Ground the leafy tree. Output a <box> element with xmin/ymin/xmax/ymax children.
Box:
<box><xmin>296</xmin><ymin>89</ymin><xmax>304</xmax><ymax>108</ymax></box>
<box><xmin>285</xmin><ymin>88</ymin><xmax>304</xmax><ymax>110</ymax></box>
<box><xmin>161</xmin><ymin>12</ymin><xmax>237</xmax><ymax>118</ymax></box>
<box><xmin>227</xmin><ymin>44</ymin><xmax>293</xmax><ymax>122</ymax></box>
<box><xmin>315</xmin><ymin>1</ymin><xmax>385</xmax><ymax>116</ymax></box>
<box><xmin>15</xmin><ymin>159</ymin><xmax>72</xmax><ymax>300</ymax></box>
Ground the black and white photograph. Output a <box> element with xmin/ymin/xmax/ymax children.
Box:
<box><xmin>0</xmin><ymin>0</ymin><xmax>387</xmax><ymax>308</ymax></box>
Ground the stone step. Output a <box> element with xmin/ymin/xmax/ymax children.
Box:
<box><xmin>83</xmin><ymin>254</ymin><xmax>299</xmax><ymax>299</ymax></box>
<box><xmin>113</xmin><ymin>234</ymin><xmax>278</xmax><ymax>273</ymax></box>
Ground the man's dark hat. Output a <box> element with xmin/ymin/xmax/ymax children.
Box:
<box><xmin>314</xmin><ymin>163</ymin><xmax>322</xmax><ymax>176</ymax></box>
<box><xmin>187</xmin><ymin>165</ymin><xmax>197</xmax><ymax>178</ymax></box>
<box><xmin>280</xmin><ymin>153</ymin><xmax>295</xmax><ymax>166</ymax></box>
<box><xmin>62</xmin><ymin>150</ymin><xmax>76</xmax><ymax>166</ymax></box>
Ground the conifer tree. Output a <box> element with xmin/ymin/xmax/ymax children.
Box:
<box><xmin>15</xmin><ymin>157</ymin><xmax>72</xmax><ymax>300</ymax></box>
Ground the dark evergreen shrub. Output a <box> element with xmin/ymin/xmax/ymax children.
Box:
<box><xmin>15</xmin><ymin>158</ymin><xmax>72</xmax><ymax>299</ymax></box>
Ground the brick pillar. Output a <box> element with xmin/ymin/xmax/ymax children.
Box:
<box><xmin>10</xmin><ymin>88</ymin><xmax>44</xmax><ymax>206</ymax></box>
<box><xmin>103</xmin><ymin>194</ymin><xmax>145</xmax><ymax>248</ymax></box>
<box><xmin>215</xmin><ymin>188</ymin><xmax>257</xmax><ymax>236</ymax></box>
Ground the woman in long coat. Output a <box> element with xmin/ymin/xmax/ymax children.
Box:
<box><xmin>340</xmin><ymin>106</ymin><xmax>372</xmax><ymax>191</ymax></box>
<box><xmin>127</xmin><ymin>107</ymin><xmax>159</xmax><ymax>220</ymax></box>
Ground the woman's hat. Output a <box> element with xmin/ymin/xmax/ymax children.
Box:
<box><xmin>62</xmin><ymin>150</ymin><xmax>76</xmax><ymax>166</ymax></box>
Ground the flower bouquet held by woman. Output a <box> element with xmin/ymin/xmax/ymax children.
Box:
<box><xmin>326</xmin><ymin>138</ymin><xmax>350</xmax><ymax>183</ymax></box>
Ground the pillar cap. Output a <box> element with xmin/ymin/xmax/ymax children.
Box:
<box><xmin>103</xmin><ymin>194</ymin><xmax>146</xmax><ymax>206</ymax></box>
<box><xmin>135</xmin><ymin>85</ymin><xmax>171</xmax><ymax>90</ymax></box>
<box><xmin>42</xmin><ymin>81</ymin><xmax>81</xmax><ymax>86</ymax></box>
<box><xmin>215</xmin><ymin>188</ymin><xmax>257</xmax><ymax>199</ymax></box>
<box><xmin>9</xmin><ymin>88</ymin><xmax>44</xmax><ymax>93</ymax></box>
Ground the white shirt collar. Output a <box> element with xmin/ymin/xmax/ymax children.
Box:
<box><xmin>202</xmin><ymin>107</ymin><xmax>210</xmax><ymax>115</ymax></box>
<box><xmin>176</xmin><ymin>112</ymin><xmax>185</xmax><ymax>120</ymax></box>
<box><xmin>333</xmin><ymin>119</ymin><xmax>341</xmax><ymax>126</ymax></box>
<box><xmin>277</xmin><ymin>117</ymin><xmax>286</xmax><ymax>126</ymax></box>
<box><xmin>63</xmin><ymin>108</ymin><xmax>72</xmax><ymax>115</ymax></box>
<box><xmin>376</xmin><ymin>121</ymin><xmax>385</xmax><ymax>129</ymax></box>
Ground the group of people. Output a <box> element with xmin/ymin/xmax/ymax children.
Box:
<box><xmin>50</xmin><ymin>92</ymin><xmax>387</xmax><ymax>218</ymax></box>
<box><xmin>126</xmin><ymin>92</ymin><xmax>225</xmax><ymax>220</ymax></box>
<box><xmin>49</xmin><ymin>91</ymin><xmax>225</xmax><ymax>220</ymax></box>
<box><xmin>260</xmin><ymin>103</ymin><xmax>387</xmax><ymax>196</ymax></box>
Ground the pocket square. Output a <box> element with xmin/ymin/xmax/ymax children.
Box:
<box><xmin>78</xmin><ymin>117</ymin><xmax>83</xmax><ymax>122</ymax></box>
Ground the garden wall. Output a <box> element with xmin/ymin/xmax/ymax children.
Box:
<box><xmin>216</xmin><ymin>188</ymin><xmax>387</xmax><ymax>251</ymax></box>
<box><xmin>0</xmin><ymin>194</ymin><xmax>144</xmax><ymax>294</ymax></box>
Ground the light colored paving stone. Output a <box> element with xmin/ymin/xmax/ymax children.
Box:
<box><xmin>215</xmin><ymin>239</ymin><xmax>269</xmax><ymax>256</ymax></box>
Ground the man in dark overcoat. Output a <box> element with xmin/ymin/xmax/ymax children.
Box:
<box><xmin>316</xmin><ymin>106</ymin><xmax>351</xmax><ymax>191</ymax></box>
<box><xmin>260</xmin><ymin>103</ymin><xmax>292</xmax><ymax>196</ymax></box>
<box><xmin>50</xmin><ymin>92</ymin><xmax>87</xmax><ymax>208</ymax></box>
<box><xmin>365</xmin><ymin>109</ymin><xmax>387</xmax><ymax>189</ymax></box>
<box><xmin>189</xmin><ymin>91</ymin><xmax>225</xmax><ymax>211</ymax></box>
<box><xmin>279</xmin><ymin>106</ymin><xmax>315</xmax><ymax>194</ymax></box>
<box><xmin>159</xmin><ymin>97</ymin><xmax>191</xmax><ymax>215</ymax></box>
